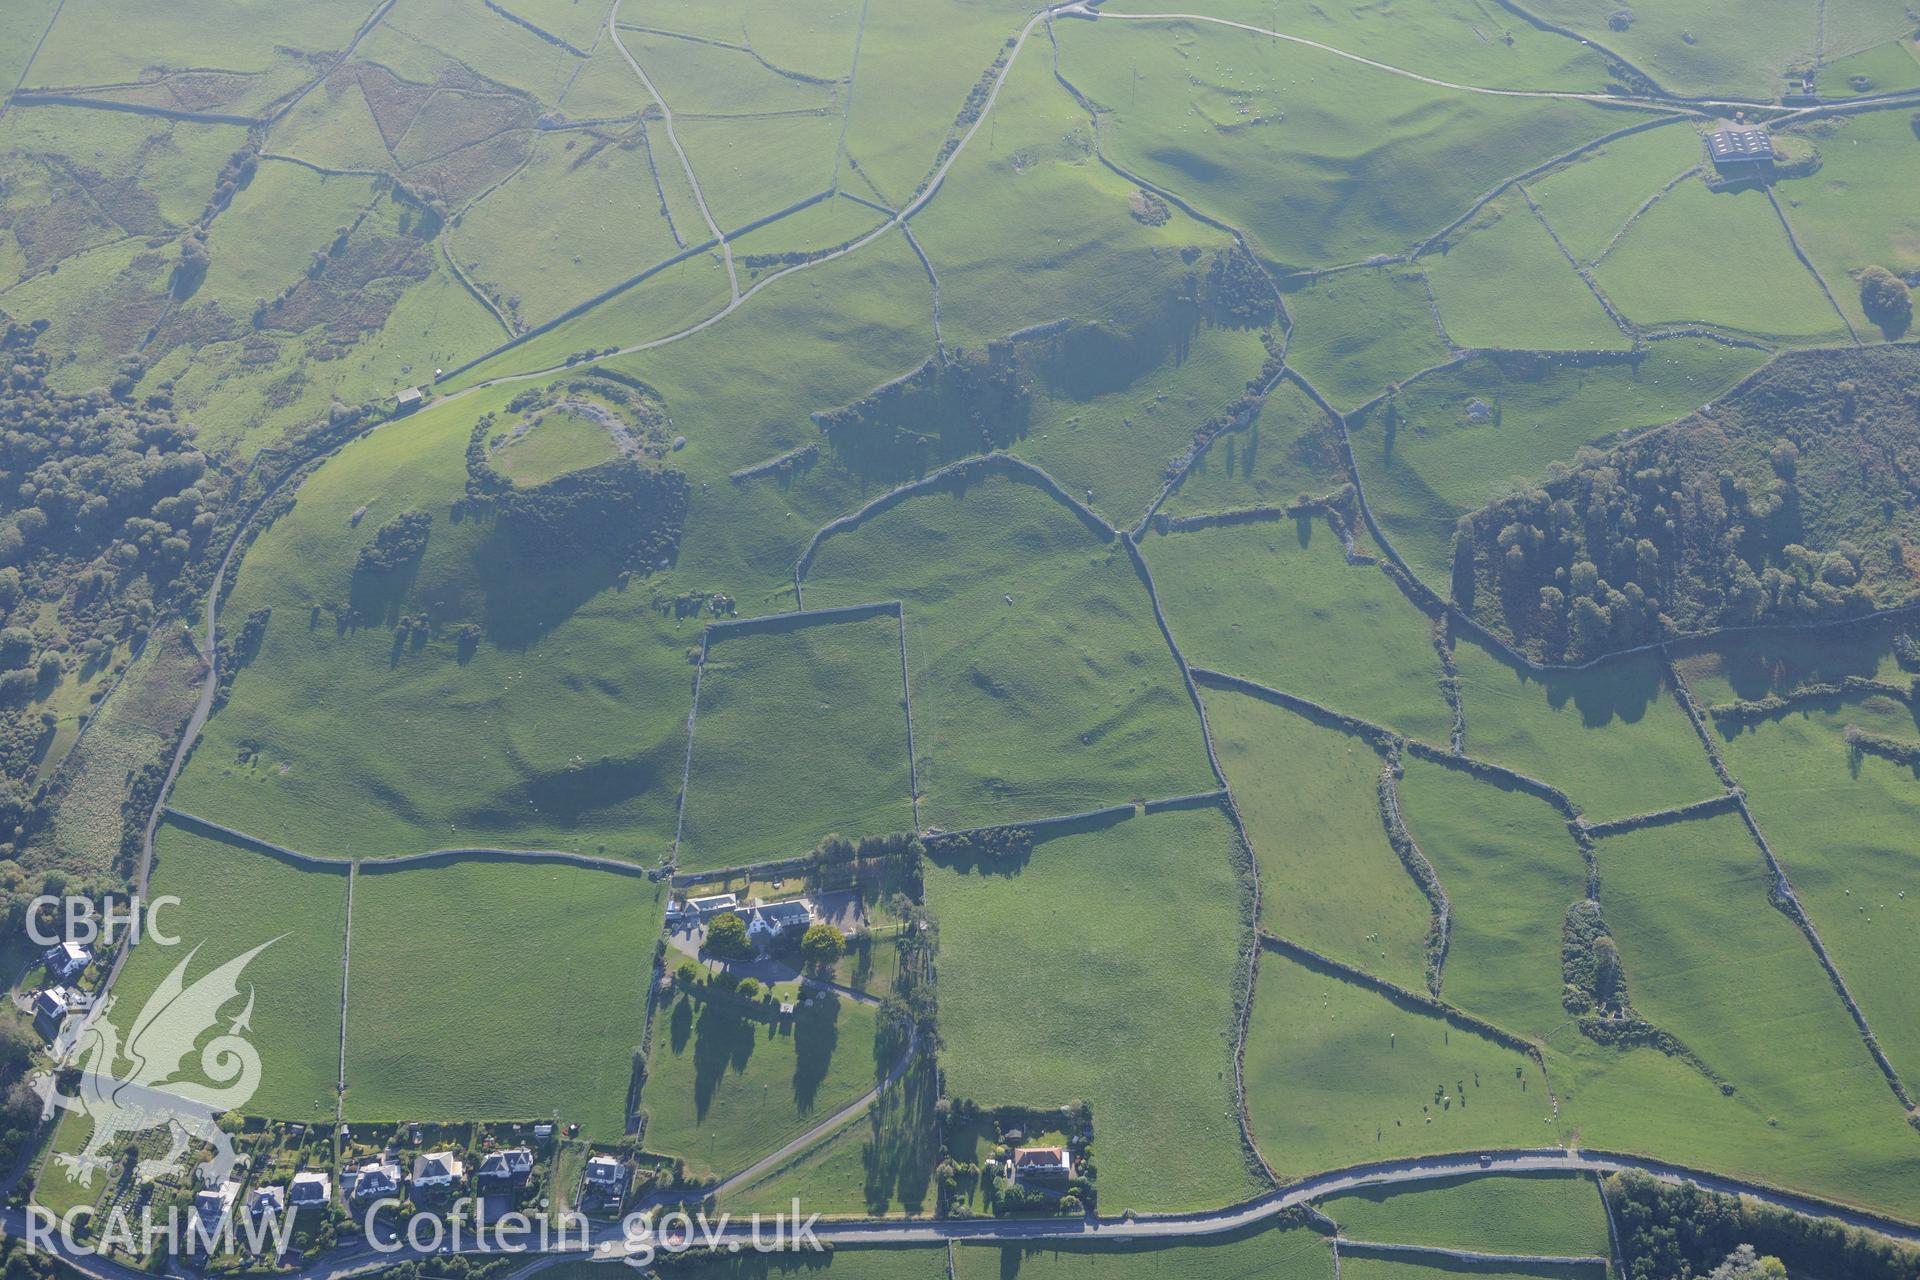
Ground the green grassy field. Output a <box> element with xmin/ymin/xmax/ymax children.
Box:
<box><xmin>677</xmin><ymin>113</ymin><xmax>841</xmax><ymax>232</ymax></box>
<box><xmin>1423</xmin><ymin>192</ymin><xmax>1630</xmax><ymax>352</ymax></box>
<box><xmin>1318</xmin><ymin>1172</ymin><xmax>1610</xmax><ymax>1257</ymax></box>
<box><xmin>622</xmin><ymin>30</ymin><xmax>844</xmax><ymax>117</ymax></box>
<box><xmin>803</xmin><ymin>470</ymin><xmax>1217</xmax><ymax>831</ymax></box>
<box><xmin>1772</xmin><ymin>112</ymin><xmax>1920</xmax><ymax>341</ymax></box>
<box><xmin>906</xmin><ymin>40</ymin><xmax>1248</xmax><ymax>381</ymax></box>
<box><xmin>544</xmin><ymin>1249</ymin><xmax>947</xmax><ymax>1280</ymax></box>
<box><xmin>195</xmin><ymin>163</ymin><xmax>382</xmax><ymax>317</ymax></box>
<box><xmin>449</xmin><ymin>130</ymin><xmax>690</xmax><ymax>329</ymax></box>
<box><xmin>952</xmin><ymin>1224</ymin><xmax>1333</xmax><ymax>1280</ymax></box>
<box><xmin>1340</xmin><ymin>1259</ymin><xmax>1603</xmax><ymax>1280</ymax></box>
<box><xmin>442</xmin><ymin>248</ymin><xmax>736</xmax><ymax>392</ymax></box>
<box><xmin>1098</xmin><ymin>0</ymin><xmax>1617</xmax><ymax>90</ymax></box>
<box><xmin>1528</xmin><ymin>124</ymin><xmax>1704</xmax><ymax>265</ymax></box>
<box><xmin>643</xmin><ymin>986</ymin><xmax>881</xmax><ymax>1182</ymax></box>
<box><xmin>679</xmin><ymin>613</ymin><xmax>916</xmax><ymax>869</ymax></box>
<box><xmin>1203</xmin><ymin>685</ymin><xmax>1433</xmax><ymax>991</ymax></box>
<box><xmin>498</xmin><ymin>0</ymin><xmax>607</xmax><ymax>50</ymax></box>
<box><xmin>1452</xmin><ymin>637</ymin><xmax>1725</xmax><ymax>822</ymax></box>
<box><xmin>18</xmin><ymin>0</ymin><xmax>1920</xmax><ymax>1239</ymax></box>
<box><xmin>731</xmin><ymin>195</ymin><xmax>889</xmax><ymax>276</ymax></box>
<box><xmin>1011</xmin><ymin>314</ymin><xmax>1273</xmax><ymax>528</ymax></box>
<box><xmin>1716</xmin><ymin>696</ymin><xmax>1920</xmax><ymax>1083</ymax></box>
<box><xmin>1592</xmin><ymin>175</ymin><xmax>1848</xmax><ymax>341</ymax></box>
<box><xmin>1244</xmin><ymin>950</ymin><xmax>1556</xmax><ymax>1178</ymax></box>
<box><xmin>720</xmin><ymin>1054</ymin><xmax>938</xmax><ymax>1219</ymax></box>
<box><xmin>1053</xmin><ymin>16</ymin><xmax>1634</xmax><ymax>272</ymax></box>
<box><xmin>381</xmin><ymin>0</ymin><xmax>581</xmax><ymax>106</ymax></box>
<box><xmin>1818</xmin><ymin>37</ymin><xmax>1920</xmax><ymax>99</ymax></box>
<box><xmin>1395</xmin><ymin>760</ymin><xmax>1585</xmax><ymax>1039</ymax></box>
<box><xmin>869</xmin><ymin>79</ymin><xmax>1255</xmax><ymax>522</ymax></box>
<box><xmin>1278</xmin><ymin>268</ymin><xmax>1454</xmax><ymax>412</ymax></box>
<box><xmin>345</xmin><ymin>856</ymin><xmax>663</xmax><ymax>1137</ymax></box>
<box><xmin>1520</xmin><ymin>0</ymin><xmax>1822</xmax><ymax>99</ymax></box>
<box><xmin>22</xmin><ymin>0</ymin><xmax>375</xmax><ymax>112</ymax></box>
<box><xmin>1142</xmin><ymin>519</ymin><xmax>1455</xmax><ymax>743</ymax></box>
<box><xmin>1343</xmin><ymin>340</ymin><xmax>1768</xmax><ymax>592</ymax></box>
<box><xmin>1159</xmin><ymin>380</ymin><xmax>1354</xmax><ymax>516</ymax></box>
<box><xmin>1674</xmin><ymin>621</ymin><xmax>1911</xmax><ymax>707</ymax></box>
<box><xmin>1593</xmin><ymin>811</ymin><xmax>1920</xmax><ymax>1217</ymax></box>
<box><xmin>924</xmin><ymin>804</ymin><xmax>1264</xmax><ymax>1214</ymax></box>
<box><xmin>835</xmin><ymin>0</ymin><xmax>1037</xmax><ymax>207</ymax></box>
<box><xmin>114</xmin><ymin>821</ymin><xmax>349</xmax><ymax>1121</ymax></box>
<box><xmin>491</xmin><ymin>407</ymin><xmax>622</xmax><ymax>485</ymax></box>
<box><xmin>170</xmin><ymin>387</ymin><xmax>698</xmax><ymax>860</ymax></box>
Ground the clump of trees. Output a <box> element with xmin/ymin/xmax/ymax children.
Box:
<box><xmin>1455</xmin><ymin>347</ymin><xmax>1920</xmax><ymax>662</ymax></box>
<box><xmin>0</xmin><ymin>321</ymin><xmax>222</xmax><ymax>848</ymax></box>
<box><xmin>1129</xmin><ymin>189</ymin><xmax>1171</xmax><ymax>227</ymax></box>
<box><xmin>1858</xmin><ymin>264</ymin><xmax>1912</xmax><ymax>329</ymax></box>
<box><xmin>1894</xmin><ymin>630</ymin><xmax>1920</xmax><ymax>673</ymax></box>
<box><xmin>800</xmin><ymin>922</ymin><xmax>845</xmax><ymax>966</ymax></box>
<box><xmin>1845</xmin><ymin>723</ymin><xmax>1920</xmax><ymax>767</ymax></box>
<box><xmin>702</xmin><ymin>912</ymin><xmax>753</xmax><ymax>961</ymax></box>
<box><xmin>1201</xmin><ymin>245</ymin><xmax>1275</xmax><ymax>327</ymax></box>
<box><xmin>354</xmin><ymin>509</ymin><xmax>432</xmax><ymax>573</ymax></box>
<box><xmin>1607</xmin><ymin>1169</ymin><xmax>1920</xmax><ymax>1280</ymax></box>
<box><xmin>1561</xmin><ymin>900</ymin><xmax>1628</xmax><ymax>1017</ymax></box>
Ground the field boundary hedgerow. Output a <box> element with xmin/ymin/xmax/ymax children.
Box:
<box><xmin>1334</xmin><ymin>1238</ymin><xmax>1610</xmax><ymax>1268</ymax></box>
<box><xmin>163</xmin><ymin>806</ymin><xmax>662</xmax><ymax>878</ymax></box>
<box><xmin>486</xmin><ymin>0</ymin><xmax>590</xmax><ymax>57</ymax></box>
<box><xmin>1591</xmin><ymin>163</ymin><xmax>1703</xmax><ymax>268</ymax></box>
<box><xmin>898</xmin><ymin>607</ymin><xmax>923</xmax><ymax>831</ymax></box>
<box><xmin>1258</xmin><ymin>933</ymin><xmax>1557</xmax><ymax>1089</ymax></box>
<box><xmin>1377</xmin><ymin>743</ymin><xmax>1452</xmax><ymax>997</ymax></box>
<box><xmin>1517</xmin><ymin>183</ymin><xmax>1637</xmax><ymax>338</ymax></box>
<box><xmin>1762</xmin><ymin>185</ymin><xmax>1860</xmax><ymax>344</ymax></box>
<box><xmin>794</xmin><ymin>449</ymin><xmax>1117</xmax><ymax>599</ymax></box>
<box><xmin>1578</xmin><ymin>791</ymin><xmax>1742</xmax><ymax>839</ymax></box>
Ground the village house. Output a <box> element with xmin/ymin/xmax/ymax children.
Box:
<box><xmin>289</xmin><ymin>1171</ymin><xmax>332</xmax><ymax>1207</ymax></box>
<box><xmin>351</xmin><ymin>1158</ymin><xmax>402</xmax><ymax>1200</ymax></box>
<box><xmin>31</xmin><ymin>987</ymin><xmax>71</xmax><ymax>1030</ymax></box>
<box><xmin>685</xmin><ymin>893</ymin><xmax>739</xmax><ymax>920</ymax></box>
<box><xmin>248</xmin><ymin>1185</ymin><xmax>286</xmax><ymax>1219</ymax></box>
<box><xmin>412</xmin><ymin>1151</ymin><xmax>466</xmax><ymax>1190</ymax></box>
<box><xmin>746</xmin><ymin>898</ymin><xmax>816</xmax><ymax>945</ymax></box>
<box><xmin>478</xmin><ymin>1147</ymin><xmax>534</xmax><ymax>1182</ymax></box>
<box><xmin>581</xmin><ymin>1155</ymin><xmax>625</xmax><ymax>1194</ymax></box>
<box><xmin>1009</xmin><ymin>1146</ymin><xmax>1074</xmax><ymax>1186</ymax></box>
<box><xmin>194</xmin><ymin>1182</ymin><xmax>239</xmax><ymax>1231</ymax></box>
<box><xmin>47</xmin><ymin>941</ymin><xmax>91</xmax><ymax>981</ymax></box>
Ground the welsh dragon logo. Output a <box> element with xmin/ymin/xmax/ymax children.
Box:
<box><xmin>35</xmin><ymin>940</ymin><xmax>275</xmax><ymax>1188</ymax></box>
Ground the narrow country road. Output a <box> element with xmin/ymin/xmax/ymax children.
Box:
<box><xmin>7</xmin><ymin>1146</ymin><xmax>1919</xmax><ymax>1280</ymax></box>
